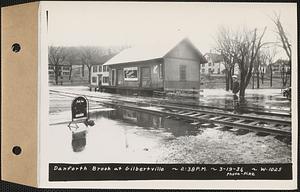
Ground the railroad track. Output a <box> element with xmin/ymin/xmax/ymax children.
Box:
<box><xmin>49</xmin><ymin>90</ymin><xmax>292</xmax><ymax>137</ymax></box>
<box><xmin>50</xmin><ymin>89</ymin><xmax>291</xmax><ymax>117</ymax></box>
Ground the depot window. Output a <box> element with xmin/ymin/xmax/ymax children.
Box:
<box><xmin>124</xmin><ymin>67</ymin><xmax>138</xmax><ymax>81</ymax></box>
<box><xmin>179</xmin><ymin>65</ymin><xmax>186</xmax><ymax>81</ymax></box>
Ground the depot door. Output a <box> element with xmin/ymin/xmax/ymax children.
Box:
<box><xmin>140</xmin><ymin>67</ymin><xmax>151</xmax><ymax>88</ymax></box>
<box><xmin>116</xmin><ymin>69</ymin><xmax>123</xmax><ymax>86</ymax></box>
<box><xmin>111</xmin><ymin>69</ymin><xmax>116</xmax><ymax>86</ymax></box>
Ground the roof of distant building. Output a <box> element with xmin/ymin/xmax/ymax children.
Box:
<box><xmin>103</xmin><ymin>37</ymin><xmax>206</xmax><ymax>66</ymax></box>
<box><xmin>270</xmin><ymin>59</ymin><xmax>290</xmax><ymax>66</ymax></box>
<box><xmin>204</xmin><ymin>53</ymin><xmax>224</xmax><ymax>63</ymax></box>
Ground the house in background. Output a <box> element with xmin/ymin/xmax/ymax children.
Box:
<box><xmin>90</xmin><ymin>54</ymin><xmax>117</xmax><ymax>87</ymax></box>
<box><xmin>201</xmin><ymin>53</ymin><xmax>225</xmax><ymax>75</ymax></box>
<box><xmin>101</xmin><ymin>37</ymin><xmax>207</xmax><ymax>96</ymax></box>
<box><xmin>267</xmin><ymin>59</ymin><xmax>290</xmax><ymax>76</ymax></box>
<box><xmin>48</xmin><ymin>63</ymin><xmax>72</xmax><ymax>84</ymax></box>
<box><xmin>48</xmin><ymin>58</ymin><xmax>90</xmax><ymax>85</ymax></box>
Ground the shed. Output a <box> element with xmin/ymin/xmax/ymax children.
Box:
<box><xmin>103</xmin><ymin>37</ymin><xmax>207</xmax><ymax>95</ymax></box>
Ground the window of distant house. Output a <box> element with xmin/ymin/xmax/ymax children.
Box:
<box><xmin>99</xmin><ymin>66</ymin><xmax>102</xmax><ymax>72</ymax></box>
<box><xmin>103</xmin><ymin>66</ymin><xmax>108</xmax><ymax>72</ymax></box>
<box><xmin>49</xmin><ymin>71</ymin><xmax>54</xmax><ymax>75</ymax></box>
<box><xmin>179</xmin><ymin>65</ymin><xmax>186</xmax><ymax>81</ymax></box>
<box><xmin>93</xmin><ymin>65</ymin><xmax>98</xmax><ymax>72</ymax></box>
<box><xmin>124</xmin><ymin>67</ymin><xmax>138</xmax><ymax>81</ymax></box>
<box><xmin>92</xmin><ymin>77</ymin><xmax>97</xmax><ymax>83</ymax></box>
<box><xmin>63</xmin><ymin>66</ymin><xmax>70</xmax><ymax>71</ymax></box>
<box><xmin>63</xmin><ymin>72</ymin><xmax>69</xmax><ymax>75</ymax></box>
<box><xmin>48</xmin><ymin>66</ymin><xmax>54</xmax><ymax>70</ymax></box>
<box><xmin>103</xmin><ymin>77</ymin><xmax>109</xmax><ymax>84</ymax></box>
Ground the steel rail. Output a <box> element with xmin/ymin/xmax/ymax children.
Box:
<box><xmin>49</xmin><ymin>89</ymin><xmax>291</xmax><ymax>117</ymax></box>
<box><xmin>115</xmin><ymin>104</ymin><xmax>291</xmax><ymax>137</ymax></box>
<box><xmin>50</xmin><ymin>90</ymin><xmax>291</xmax><ymax>124</ymax></box>
<box><xmin>49</xmin><ymin>90</ymin><xmax>291</xmax><ymax>137</ymax></box>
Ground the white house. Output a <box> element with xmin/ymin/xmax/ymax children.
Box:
<box><xmin>90</xmin><ymin>54</ymin><xmax>116</xmax><ymax>87</ymax></box>
<box><xmin>91</xmin><ymin>65</ymin><xmax>110</xmax><ymax>86</ymax></box>
<box><xmin>201</xmin><ymin>53</ymin><xmax>225</xmax><ymax>75</ymax></box>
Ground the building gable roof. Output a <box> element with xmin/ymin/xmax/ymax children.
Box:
<box><xmin>103</xmin><ymin>38</ymin><xmax>206</xmax><ymax>66</ymax></box>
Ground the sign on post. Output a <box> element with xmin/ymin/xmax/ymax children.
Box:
<box><xmin>71</xmin><ymin>96</ymin><xmax>89</xmax><ymax>121</ymax></box>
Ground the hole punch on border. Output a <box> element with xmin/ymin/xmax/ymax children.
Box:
<box><xmin>11</xmin><ymin>43</ymin><xmax>21</xmax><ymax>53</ymax></box>
<box><xmin>12</xmin><ymin>146</ymin><xmax>22</xmax><ymax>155</ymax></box>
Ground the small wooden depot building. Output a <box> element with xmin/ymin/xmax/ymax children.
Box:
<box><xmin>102</xmin><ymin>38</ymin><xmax>207</xmax><ymax>96</ymax></box>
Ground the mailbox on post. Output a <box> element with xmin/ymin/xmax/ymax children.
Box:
<box><xmin>71</xmin><ymin>96</ymin><xmax>89</xmax><ymax>121</ymax></box>
<box><xmin>68</xmin><ymin>96</ymin><xmax>94</xmax><ymax>131</ymax></box>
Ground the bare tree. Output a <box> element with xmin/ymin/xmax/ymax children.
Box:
<box><xmin>261</xmin><ymin>48</ymin><xmax>277</xmax><ymax>87</ymax></box>
<box><xmin>64</xmin><ymin>48</ymin><xmax>78</xmax><ymax>81</ymax></box>
<box><xmin>48</xmin><ymin>46</ymin><xmax>69</xmax><ymax>85</ymax></box>
<box><xmin>253</xmin><ymin>51</ymin><xmax>262</xmax><ymax>89</ymax></box>
<box><xmin>272</xmin><ymin>13</ymin><xmax>291</xmax><ymax>86</ymax></box>
<box><xmin>216</xmin><ymin>27</ymin><xmax>267</xmax><ymax>100</ymax></box>
<box><xmin>272</xmin><ymin>13</ymin><xmax>291</xmax><ymax>64</ymax></box>
<box><xmin>253</xmin><ymin>50</ymin><xmax>269</xmax><ymax>88</ymax></box>
<box><xmin>216</xmin><ymin>27</ymin><xmax>236</xmax><ymax>91</ymax></box>
<box><xmin>78</xmin><ymin>47</ymin><xmax>113</xmax><ymax>84</ymax></box>
<box><xmin>278</xmin><ymin>59</ymin><xmax>290</xmax><ymax>88</ymax></box>
<box><xmin>258</xmin><ymin>51</ymin><xmax>268</xmax><ymax>85</ymax></box>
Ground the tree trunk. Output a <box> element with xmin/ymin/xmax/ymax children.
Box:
<box><xmin>82</xmin><ymin>64</ymin><xmax>85</xmax><ymax>77</ymax></box>
<box><xmin>225</xmin><ymin>69</ymin><xmax>229</xmax><ymax>91</ymax></box>
<box><xmin>256</xmin><ymin>71</ymin><xmax>260</xmax><ymax>89</ymax></box>
<box><xmin>239</xmin><ymin>71</ymin><xmax>246</xmax><ymax>101</ymax></box>
<box><xmin>55</xmin><ymin>74</ymin><xmax>58</xmax><ymax>85</ymax></box>
<box><xmin>88</xmin><ymin>66</ymin><xmax>92</xmax><ymax>84</ymax></box>
<box><xmin>281</xmin><ymin>67</ymin><xmax>287</xmax><ymax>88</ymax></box>
<box><xmin>69</xmin><ymin>67</ymin><xmax>72</xmax><ymax>80</ymax></box>
<box><xmin>229</xmin><ymin>67</ymin><xmax>233</xmax><ymax>90</ymax></box>
<box><xmin>252</xmin><ymin>73</ymin><xmax>254</xmax><ymax>89</ymax></box>
<box><xmin>231</xmin><ymin>67</ymin><xmax>235</xmax><ymax>90</ymax></box>
<box><xmin>54</xmin><ymin>66</ymin><xmax>59</xmax><ymax>85</ymax></box>
<box><xmin>261</xmin><ymin>71</ymin><xmax>264</xmax><ymax>84</ymax></box>
<box><xmin>270</xmin><ymin>67</ymin><xmax>272</xmax><ymax>87</ymax></box>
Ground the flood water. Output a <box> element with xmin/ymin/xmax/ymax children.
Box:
<box><xmin>166</xmin><ymin>90</ymin><xmax>291</xmax><ymax>113</ymax></box>
<box><xmin>55</xmin><ymin>107</ymin><xmax>291</xmax><ymax>164</ymax></box>
<box><xmin>90</xmin><ymin>108</ymin><xmax>206</xmax><ymax>137</ymax></box>
<box><xmin>48</xmin><ymin>87</ymin><xmax>291</xmax><ymax>164</ymax></box>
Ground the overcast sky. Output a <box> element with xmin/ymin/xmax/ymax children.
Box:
<box><xmin>45</xmin><ymin>2</ymin><xmax>296</xmax><ymax>59</ymax></box>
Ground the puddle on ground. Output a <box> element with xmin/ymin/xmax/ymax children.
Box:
<box><xmin>90</xmin><ymin>108</ymin><xmax>206</xmax><ymax>138</ymax></box>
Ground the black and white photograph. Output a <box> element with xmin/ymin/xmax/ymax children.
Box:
<box><xmin>41</xmin><ymin>1</ymin><xmax>297</xmax><ymax>188</ymax></box>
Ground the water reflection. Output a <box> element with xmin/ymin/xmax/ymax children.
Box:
<box><xmin>200</xmin><ymin>92</ymin><xmax>290</xmax><ymax>112</ymax></box>
<box><xmin>90</xmin><ymin>108</ymin><xmax>204</xmax><ymax>137</ymax></box>
<box><xmin>71</xmin><ymin>130</ymin><xmax>87</xmax><ymax>152</ymax></box>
